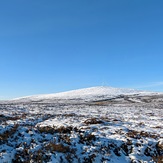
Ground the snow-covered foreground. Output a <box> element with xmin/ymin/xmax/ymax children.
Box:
<box><xmin>0</xmin><ymin>87</ymin><xmax>163</xmax><ymax>162</ymax></box>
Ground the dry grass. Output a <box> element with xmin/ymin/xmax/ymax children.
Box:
<box><xmin>45</xmin><ymin>142</ymin><xmax>70</xmax><ymax>153</ymax></box>
<box><xmin>0</xmin><ymin>113</ymin><xmax>27</xmax><ymax>122</ymax></box>
<box><xmin>38</xmin><ymin>126</ymin><xmax>73</xmax><ymax>134</ymax></box>
<box><xmin>79</xmin><ymin>133</ymin><xmax>96</xmax><ymax>144</ymax></box>
<box><xmin>152</xmin><ymin>156</ymin><xmax>163</xmax><ymax>163</ymax></box>
<box><xmin>84</xmin><ymin>118</ymin><xmax>103</xmax><ymax>125</ymax></box>
<box><xmin>0</xmin><ymin>124</ymin><xmax>19</xmax><ymax>141</ymax></box>
<box><xmin>126</xmin><ymin>130</ymin><xmax>158</xmax><ymax>139</ymax></box>
<box><xmin>93</xmin><ymin>101</ymin><xmax>109</xmax><ymax>105</ymax></box>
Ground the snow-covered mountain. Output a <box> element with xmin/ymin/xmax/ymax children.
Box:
<box><xmin>11</xmin><ymin>86</ymin><xmax>155</xmax><ymax>103</ymax></box>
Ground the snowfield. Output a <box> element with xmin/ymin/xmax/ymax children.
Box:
<box><xmin>0</xmin><ymin>86</ymin><xmax>163</xmax><ymax>163</ymax></box>
<box><xmin>11</xmin><ymin>86</ymin><xmax>154</xmax><ymax>102</ymax></box>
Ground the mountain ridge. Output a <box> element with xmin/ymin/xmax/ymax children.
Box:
<box><xmin>11</xmin><ymin>86</ymin><xmax>157</xmax><ymax>103</ymax></box>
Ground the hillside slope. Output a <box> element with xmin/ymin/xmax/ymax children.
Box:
<box><xmin>11</xmin><ymin>86</ymin><xmax>155</xmax><ymax>103</ymax></box>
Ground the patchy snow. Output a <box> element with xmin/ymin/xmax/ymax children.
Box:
<box><xmin>0</xmin><ymin>87</ymin><xmax>163</xmax><ymax>162</ymax></box>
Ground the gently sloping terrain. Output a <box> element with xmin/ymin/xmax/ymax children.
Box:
<box><xmin>0</xmin><ymin>87</ymin><xmax>162</xmax><ymax>163</ymax></box>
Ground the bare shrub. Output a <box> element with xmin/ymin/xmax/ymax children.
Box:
<box><xmin>126</xmin><ymin>130</ymin><xmax>158</xmax><ymax>139</ymax></box>
<box><xmin>45</xmin><ymin>142</ymin><xmax>70</xmax><ymax>153</ymax></box>
<box><xmin>79</xmin><ymin>133</ymin><xmax>96</xmax><ymax>144</ymax></box>
<box><xmin>38</xmin><ymin>126</ymin><xmax>73</xmax><ymax>134</ymax></box>
<box><xmin>0</xmin><ymin>124</ymin><xmax>19</xmax><ymax>141</ymax></box>
<box><xmin>84</xmin><ymin>118</ymin><xmax>103</xmax><ymax>125</ymax></box>
<box><xmin>152</xmin><ymin>156</ymin><xmax>163</xmax><ymax>163</ymax></box>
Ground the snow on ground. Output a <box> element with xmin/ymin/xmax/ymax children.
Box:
<box><xmin>0</xmin><ymin>87</ymin><xmax>163</xmax><ymax>162</ymax></box>
<box><xmin>11</xmin><ymin>86</ymin><xmax>155</xmax><ymax>102</ymax></box>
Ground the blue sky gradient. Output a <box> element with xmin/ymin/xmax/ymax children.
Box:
<box><xmin>0</xmin><ymin>0</ymin><xmax>163</xmax><ymax>99</ymax></box>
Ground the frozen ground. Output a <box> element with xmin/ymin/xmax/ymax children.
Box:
<box><xmin>0</xmin><ymin>87</ymin><xmax>163</xmax><ymax>162</ymax></box>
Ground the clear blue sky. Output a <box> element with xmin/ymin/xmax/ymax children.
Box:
<box><xmin>0</xmin><ymin>0</ymin><xmax>163</xmax><ymax>99</ymax></box>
